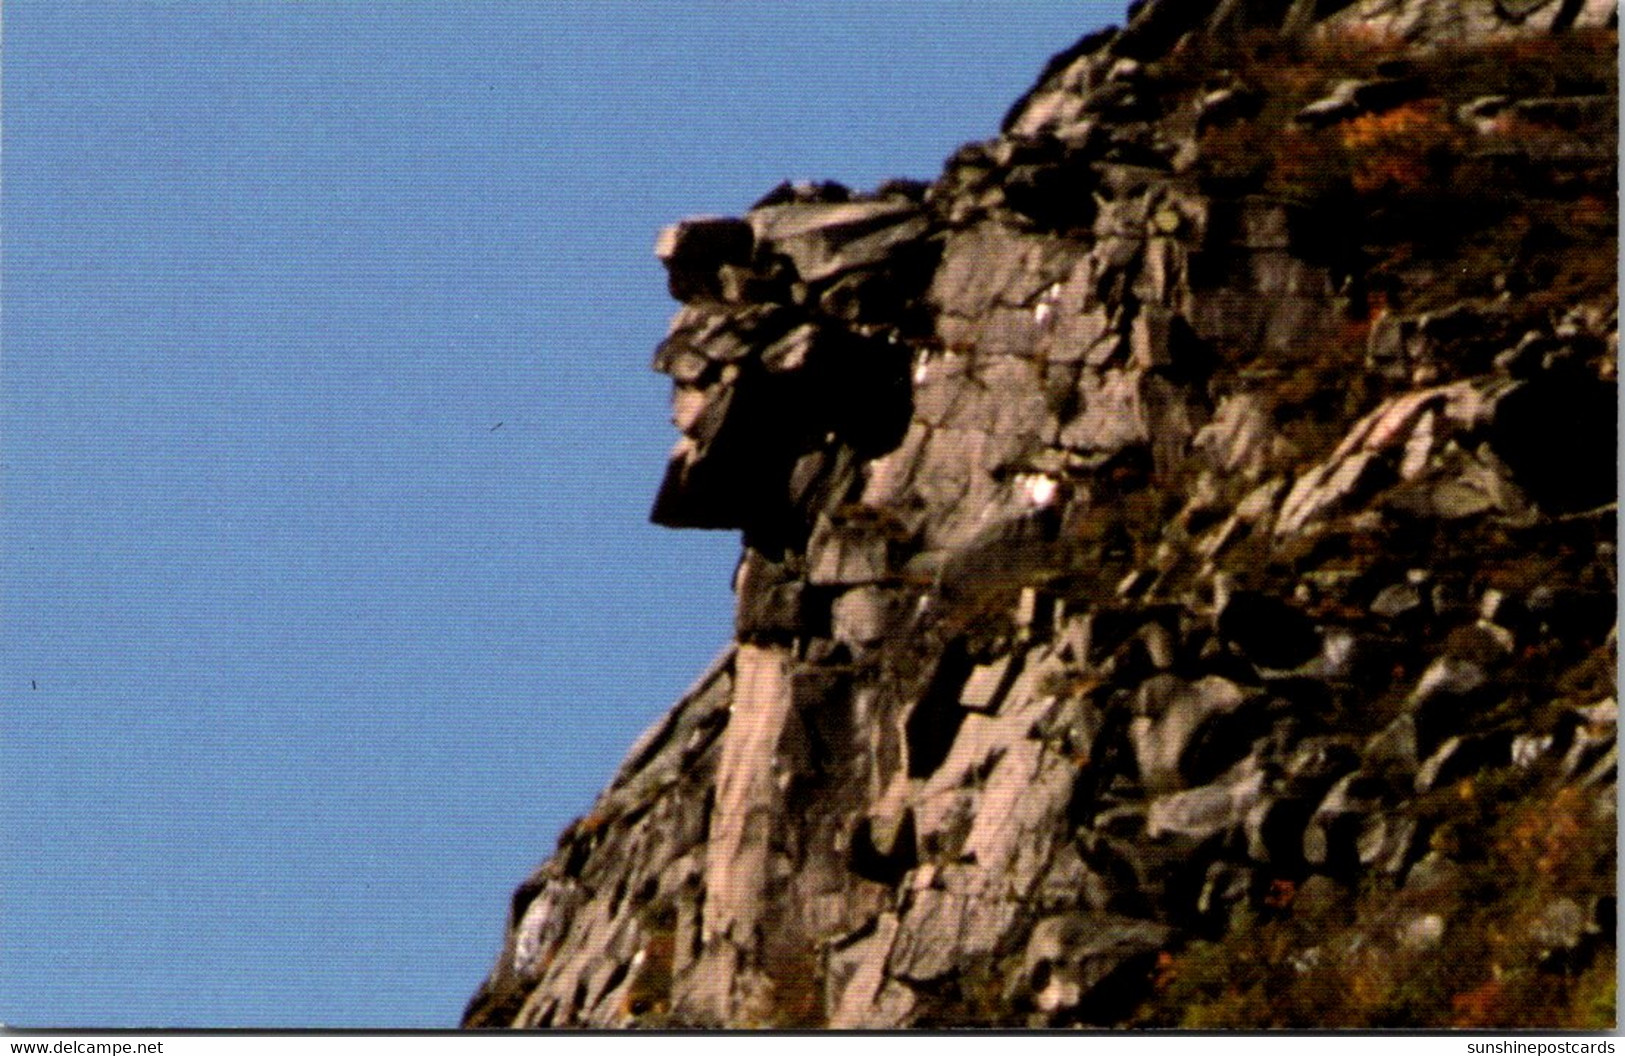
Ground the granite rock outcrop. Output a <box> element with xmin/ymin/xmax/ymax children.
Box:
<box><xmin>466</xmin><ymin>0</ymin><xmax>1617</xmax><ymax>1028</ymax></box>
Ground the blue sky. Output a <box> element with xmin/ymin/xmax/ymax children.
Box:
<box><xmin>1</xmin><ymin>1</ymin><xmax>1118</xmax><ymax>1028</ymax></box>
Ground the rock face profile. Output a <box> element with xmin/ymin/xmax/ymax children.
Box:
<box><xmin>465</xmin><ymin>0</ymin><xmax>1617</xmax><ymax>1029</ymax></box>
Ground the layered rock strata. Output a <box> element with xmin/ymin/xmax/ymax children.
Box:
<box><xmin>466</xmin><ymin>0</ymin><xmax>1617</xmax><ymax>1028</ymax></box>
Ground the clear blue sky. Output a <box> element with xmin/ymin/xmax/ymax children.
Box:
<box><xmin>1</xmin><ymin>1</ymin><xmax>1118</xmax><ymax>1028</ymax></box>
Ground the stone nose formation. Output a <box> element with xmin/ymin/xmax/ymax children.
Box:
<box><xmin>648</xmin><ymin>194</ymin><xmax>924</xmax><ymax>542</ymax></box>
<box><xmin>465</xmin><ymin>0</ymin><xmax>1617</xmax><ymax>1029</ymax></box>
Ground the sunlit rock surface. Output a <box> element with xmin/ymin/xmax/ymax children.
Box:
<box><xmin>465</xmin><ymin>0</ymin><xmax>1617</xmax><ymax>1029</ymax></box>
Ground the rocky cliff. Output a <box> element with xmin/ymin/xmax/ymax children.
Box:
<box><xmin>465</xmin><ymin>0</ymin><xmax>1618</xmax><ymax>1029</ymax></box>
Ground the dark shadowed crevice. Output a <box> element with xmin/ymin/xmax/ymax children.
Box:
<box><xmin>905</xmin><ymin>644</ymin><xmax>975</xmax><ymax>778</ymax></box>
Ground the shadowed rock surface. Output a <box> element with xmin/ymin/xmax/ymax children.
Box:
<box><xmin>465</xmin><ymin>0</ymin><xmax>1617</xmax><ymax>1028</ymax></box>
